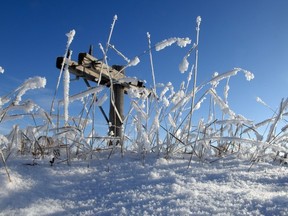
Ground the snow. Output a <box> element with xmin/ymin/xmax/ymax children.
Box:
<box><xmin>1</xmin><ymin>14</ymin><xmax>288</xmax><ymax>216</ymax></box>
<box><xmin>1</xmin><ymin>153</ymin><xmax>288</xmax><ymax>215</ymax></box>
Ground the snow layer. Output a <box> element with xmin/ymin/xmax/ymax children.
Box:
<box><xmin>1</xmin><ymin>153</ymin><xmax>287</xmax><ymax>216</ymax></box>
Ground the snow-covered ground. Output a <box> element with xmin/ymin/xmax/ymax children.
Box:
<box><xmin>1</xmin><ymin>152</ymin><xmax>288</xmax><ymax>216</ymax></box>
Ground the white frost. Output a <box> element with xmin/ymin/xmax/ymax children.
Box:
<box><xmin>127</xmin><ymin>86</ymin><xmax>149</xmax><ymax>99</ymax></box>
<box><xmin>0</xmin><ymin>66</ymin><xmax>4</xmax><ymax>74</ymax></box>
<box><xmin>210</xmin><ymin>68</ymin><xmax>240</xmax><ymax>87</ymax></box>
<box><xmin>63</xmin><ymin>64</ymin><xmax>70</xmax><ymax>125</ymax></box>
<box><xmin>0</xmin><ymin>97</ymin><xmax>10</xmax><ymax>108</ymax></box>
<box><xmin>256</xmin><ymin>97</ymin><xmax>267</xmax><ymax>106</ymax></box>
<box><xmin>66</xmin><ymin>29</ymin><xmax>76</xmax><ymax>48</ymax></box>
<box><xmin>155</xmin><ymin>37</ymin><xmax>191</xmax><ymax>51</ymax></box>
<box><xmin>243</xmin><ymin>70</ymin><xmax>254</xmax><ymax>81</ymax></box>
<box><xmin>176</xmin><ymin>37</ymin><xmax>191</xmax><ymax>48</ymax></box>
<box><xmin>162</xmin><ymin>96</ymin><xmax>169</xmax><ymax>107</ymax></box>
<box><xmin>155</xmin><ymin>38</ymin><xmax>178</xmax><ymax>51</ymax></box>
<box><xmin>224</xmin><ymin>78</ymin><xmax>230</xmax><ymax>103</ymax></box>
<box><xmin>63</xmin><ymin>50</ymin><xmax>73</xmax><ymax>125</ymax></box>
<box><xmin>127</xmin><ymin>56</ymin><xmax>140</xmax><ymax>67</ymax></box>
<box><xmin>168</xmin><ymin>113</ymin><xmax>176</xmax><ymax>128</ymax></box>
<box><xmin>14</xmin><ymin>77</ymin><xmax>46</xmax><ymax>105</ymax></box>
<box><xmin>196</xmin><ymin>16</ymin><xmax>202</xmax><ymax>26</ymax></box>
<box><xmin>193</xmin><ymin>97</ymin><xmax>206</xmax><ymax>111</ymax></box>
<box><xmin>118</xmin><ymin>77</ymin><xmax>139</xmax><ymax>85</ymax></box>
<box><xmin>209</xmin><ymin>88</ymin><xmax>235</xmax><ymax>118</ymax></box>
<box><xmin>179</xmin><ymin>57</ymin><xmax>189</xmax><ymax>73</ymax></box>
<box><xmin>60</xmin><ymin>86</ymin><xmax>105</xmax><ymax>105</ymax></box>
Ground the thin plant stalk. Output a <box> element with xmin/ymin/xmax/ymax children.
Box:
<box><xmin>98</xmin><ymin>15</ymin><xmax>118</xmax><ymax>86</ymax></box>
<box><xmin>147</xmin><ymin>32</ymin><xmax>160</xmax><ymax>153</ymax></box>
<box><xmin>186</xmin><ymin>16</ymin><xmax>201</xmax><ymax>145</ymax></box>
<box><xmin>0</xmin><ymin>149</ymin><xmax>12</xmax><ymax>182</ymax></box>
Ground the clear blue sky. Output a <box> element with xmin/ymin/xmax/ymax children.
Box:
<box><xmin>1</xmin><ymin>0</ymin><xmax>288</xmax><ymax>124</ymax></box>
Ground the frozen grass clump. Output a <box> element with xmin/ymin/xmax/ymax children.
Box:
<box><xmin>1</xmin><ymin>15</ymin><xmax>287</xmax><ymax>168</ymax></box>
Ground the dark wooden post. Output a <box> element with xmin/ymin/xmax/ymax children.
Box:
<box><xmin>109</xmin><ymin>65</ymin><xmax>124</xmax><ymax>145</ymax></box>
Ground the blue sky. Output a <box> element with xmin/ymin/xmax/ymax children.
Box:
<box><xmin>1</xmin><ymin>0</ymin><xmax>288</xmax><ymax>126</ymax></box>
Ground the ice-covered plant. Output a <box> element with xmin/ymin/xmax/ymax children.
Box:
<box><xmin>50</xmin><ymin>29</ymin><xmax>76</xmax><ymax>115</ymax></box>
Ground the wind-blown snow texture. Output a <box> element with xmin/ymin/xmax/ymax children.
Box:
<box><xmin>1</xmin><ymin>153</ymin><xmax>287</xmax><ymax>216</ymax></box>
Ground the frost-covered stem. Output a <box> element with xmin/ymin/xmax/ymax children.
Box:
<box><xmin>106</xmin><ymin>15</ymin><xmax>117</xmax><ymax>55</ymax></box>
<box><xmin>266</xmin><ymin>98</ymin><xmax>288</xmax><ymax>143</ymax></box>
<box><xmin>147</xmin><ymin>32</ymin><xmax>160</xmax><ymax>153</ymax></box>
<box><xmin>57</xmin><ymin>101</ymin><xmax>60</xmax><ymax>132</ymax></box>
<box><xmin>186</xmin><ymin>16</ymin><xmax>201</xmax><ymax>145</ymax></box>
<box><xmin>91</xmin><ymin>96</ymin><xmax>96</xmax><ymax>148</ymax></box>
<box><xmin>224</xmin><ymin>77</ymin><xmax>230</xmax><ymax>104</ymax></box>
<box><xmin>99</xmin><ymin>16</ymin><xmax>123</xmax><ymax>126</ymax></box>
<box><xmin>50</xmin><ymin>30</ymin><xmax>76</xmax><ymax>115</ymax></box>
<box><xmin>63</xmin><ymin>50</ymin><xmax>72</xmax><ymax>126</ymax></box>
<box><xmin>109</xmin><ymin>44</ymin><xmax>129</xmax><ymax>63</ymax></box>
<box><xmin>147</xmin><ymin>32</ymin><xmax>156</xmax><ymax>92</ymax></box>
<box><xmin>185</xmin><ymin>66</ymin><xmax>194</xmax><ymax>94</ymax></box>
<box><xmin>98</xmin><ymin>15</ymin><xmax>117</xmax><ymax>85</ymax></box>
<box><xmin>66</xmin><ymin>136</ymin><xmax>70</xmax><ymax>166</ymax></box>
<box><xmin>0</xmin><ymin>149</ymin><xmax>12</xmax><ymax>182</ymax></box>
